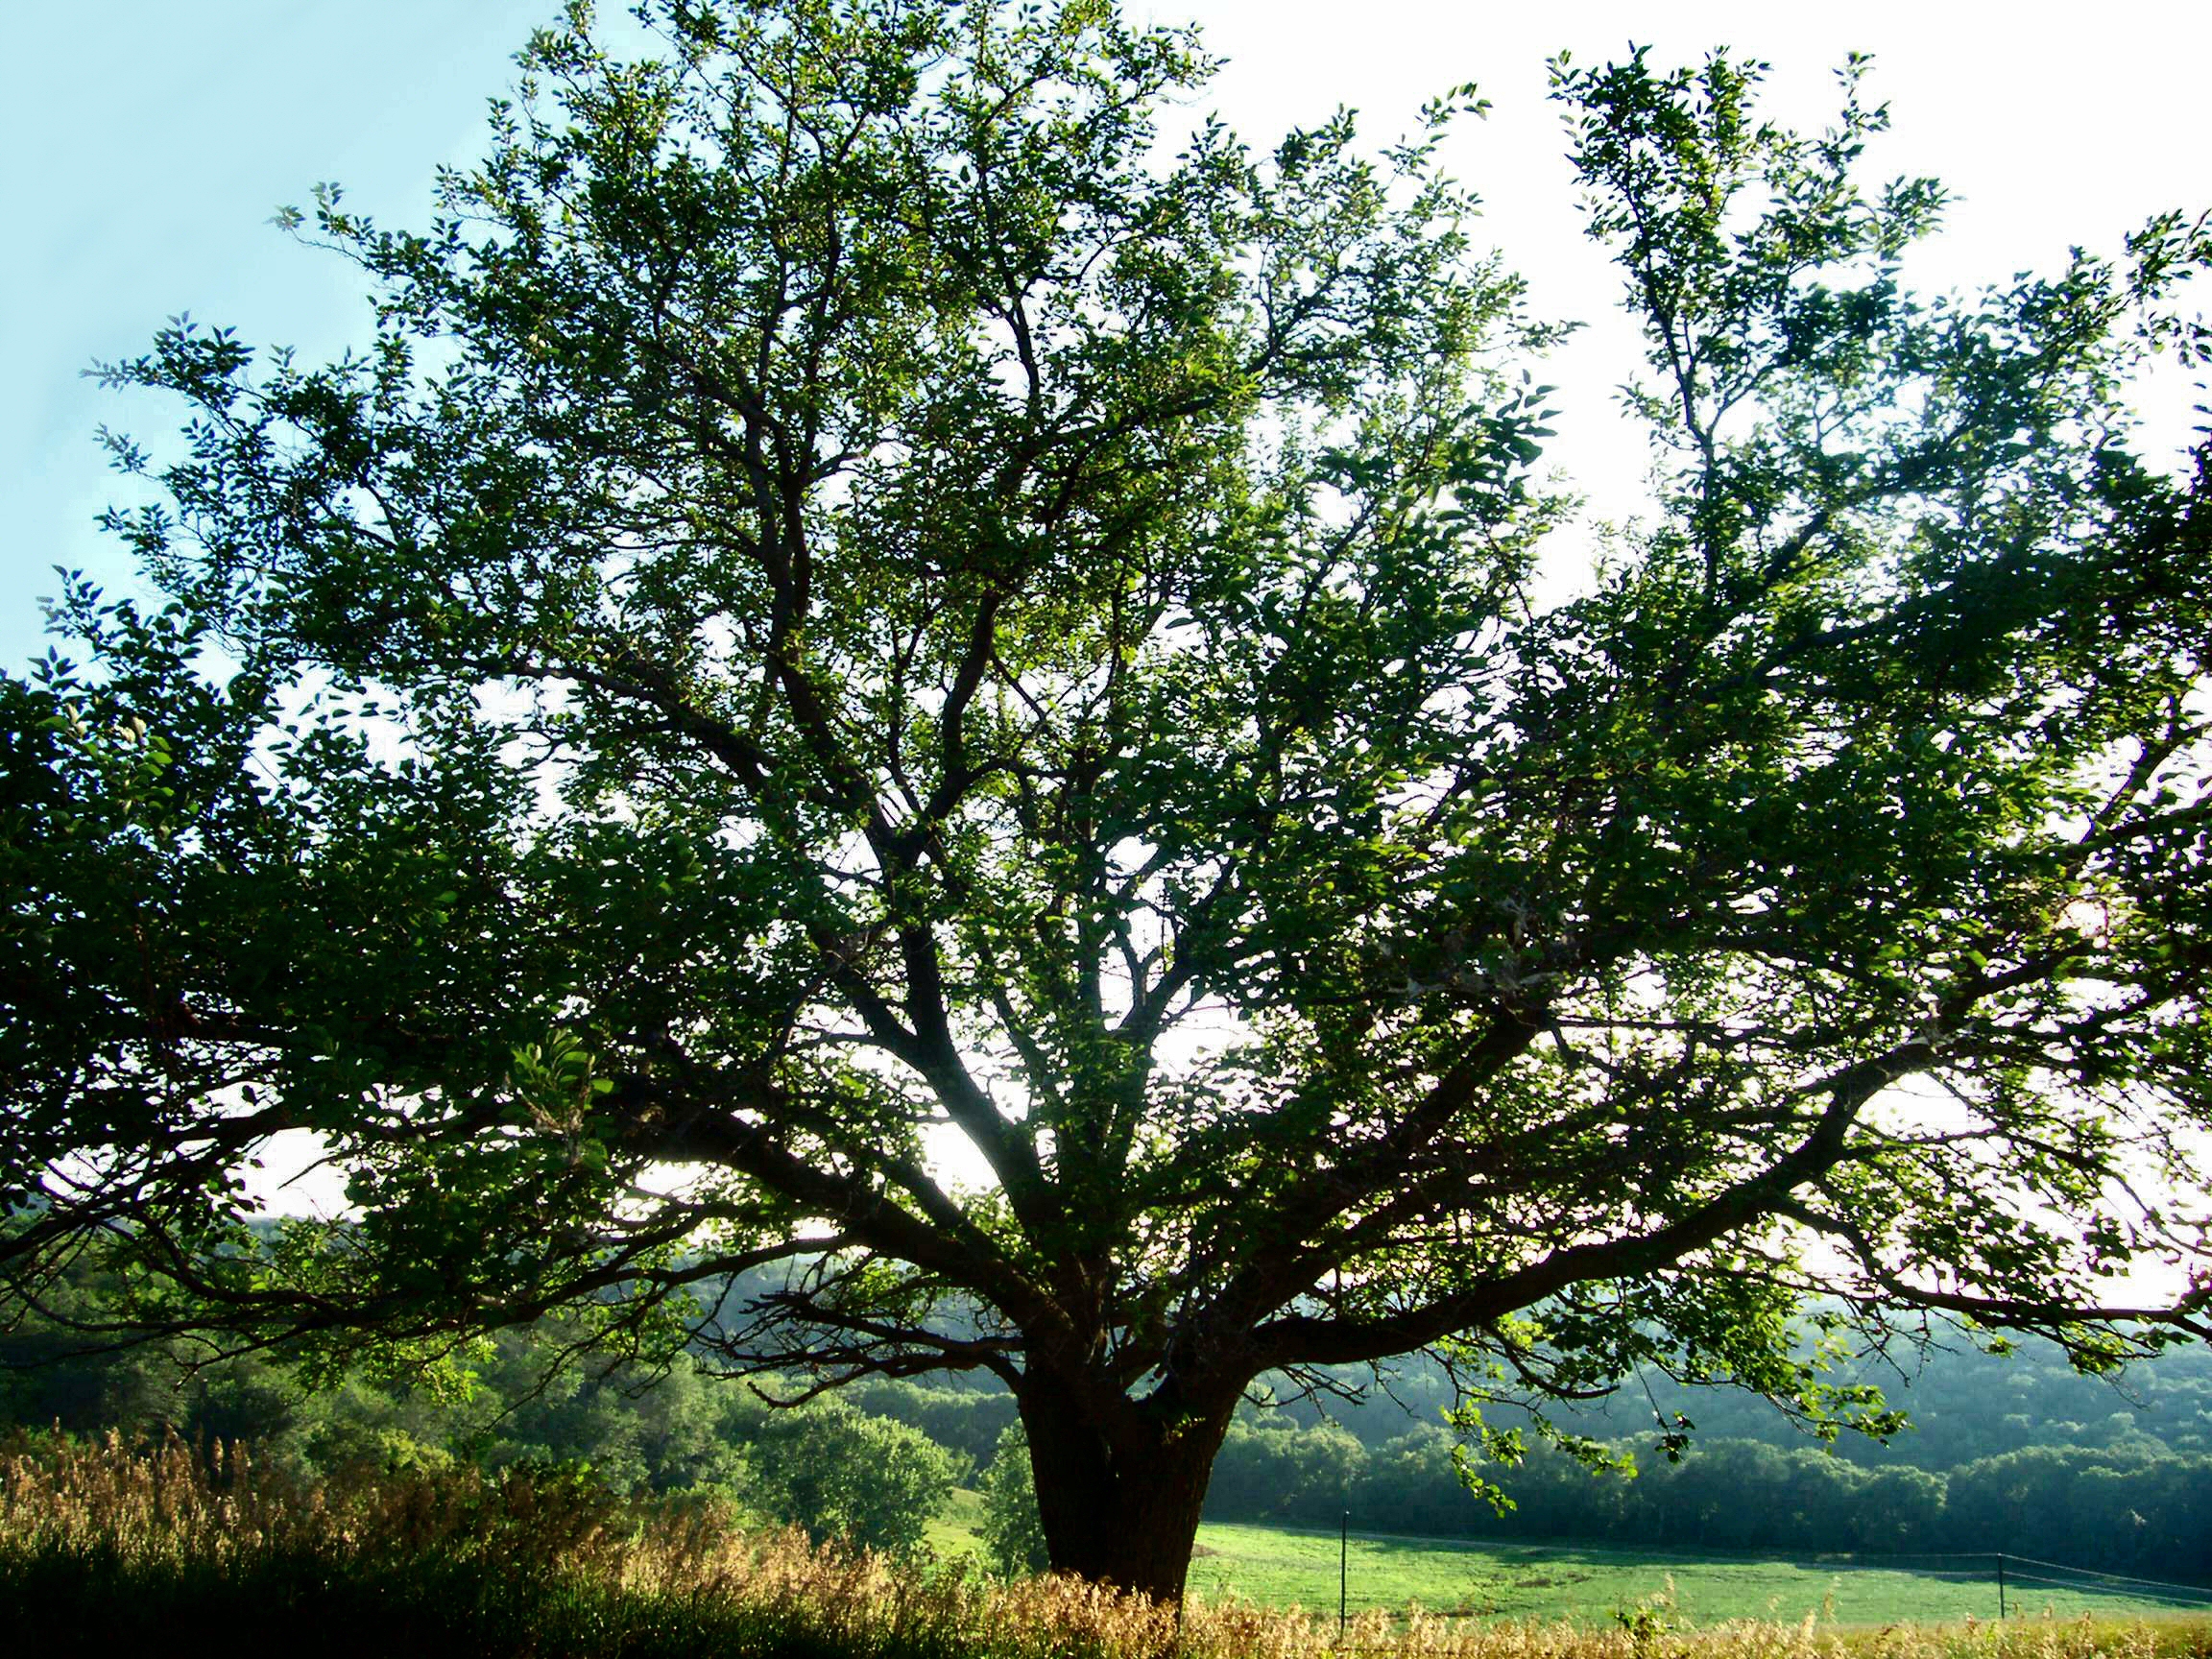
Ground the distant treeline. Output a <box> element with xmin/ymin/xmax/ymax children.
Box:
<box><xmin>1250</xmin><ymin>1339</ymin><xmax>2212</xmax><ymax>1471</ymax></box>
<box><xmin>1207</xmin><ymin>1417</ymin><xmax>2212</xmax><ymax>1581</ymax></box>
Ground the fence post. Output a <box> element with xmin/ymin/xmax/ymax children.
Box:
<box><xmin>1998</xmin><ymin>1552</ymin><xmax>2007</xmax><ymax>1621</ymax></box>
<box><xmin>1340</xmin><ymin>1509</ymin><xmax>1350</xmax><ymax>1644</ymax></box>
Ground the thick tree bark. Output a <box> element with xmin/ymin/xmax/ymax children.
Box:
<box><xmin>1018</xmin><ymin>1370</ymin><xmax>1234</xmax><ymax>1604</ymax></box>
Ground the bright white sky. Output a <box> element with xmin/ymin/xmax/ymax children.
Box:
<box><xmin>3</xmin><ymin>3</ymin><xmax>2207</xmax><ymax>1257</ymax></box>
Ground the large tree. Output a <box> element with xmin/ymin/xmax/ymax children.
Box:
<box><xmin>4</xmin><ymin>0</ymin><xmax>2210</xmax><ymax>1599</ymax></box>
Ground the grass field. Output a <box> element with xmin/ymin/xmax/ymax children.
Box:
<box><xmin>928</xmin><ymin>1499</ymin><xmax>2212</xmax><ymax>1629</ymax></box>
<box><xmin>1181</xmin><ymin>1524</ymin><xmax>2200</xmax><ymax>1627</ymax></box>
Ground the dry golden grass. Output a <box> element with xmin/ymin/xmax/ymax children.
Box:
<box><xmin>0</xmin><ymin>1425</ymin><xmax>629</xmax><ymax>1572</ymax></box>
<box><xmin>3</xmin><ymin>1430</ymin><xmax>2205</xmax><ymax>1659</ymax></box>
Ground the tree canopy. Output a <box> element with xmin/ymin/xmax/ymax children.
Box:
<box><xmin>4</xmin><ymin>0</ymin><xmax>2210</xmax><ymax>1599</ymax></box>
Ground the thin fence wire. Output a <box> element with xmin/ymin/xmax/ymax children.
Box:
<box><xmin>1999</xmin><ymin>1566</ymin><xmax>2212</xmax><ymax>1601</ymax></box>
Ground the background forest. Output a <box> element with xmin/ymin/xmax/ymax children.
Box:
<box><xmin>10</xmin><ymin>1265</ymin><xmax>2208</xmax><ymax>1581</ymax></box>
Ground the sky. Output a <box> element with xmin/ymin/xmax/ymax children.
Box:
<box><xmin>4</xmin><ymin>3</ymin><xmax>2209</xmax><ymax>1252</ymax></box>
<box><xmin>6</xmin><ymin>1</ymin><xmax>2210</xmax><ymax>671</ymax></box>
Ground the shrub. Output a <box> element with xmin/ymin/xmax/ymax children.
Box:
<box><xmin>980</xmin><ymin>1423</ymin><xmax>1050</xmax><ymax>1577</ymax></box>
<box><xmin>747</xmin><ymin>1400</ymin><xmax>960</xmax><ymax>1553</ymax></box>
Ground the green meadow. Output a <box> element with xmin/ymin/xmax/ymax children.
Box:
<box><xmin>1186</xmin><ymin>1525</ymin><xmax>2152</xmax><ymax>1626</ymax></box>
<box><xmin>926</xmin><ymin>1506</ymin><xmax>2212</xmax><ymax>1629</ymax></box>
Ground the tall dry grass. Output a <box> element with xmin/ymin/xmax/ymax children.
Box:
<box><xmin>1</xmin><ymin>1426</ymin><xmax>627</xmax><ymax>1570</ymax></box>
<box><xmin>2</xmin><ymin>1430</ymin><xmax>2203</xmax><ymax>1659</ymax></box>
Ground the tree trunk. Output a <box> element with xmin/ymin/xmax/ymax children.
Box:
<box><xmin>1018</xmin><ymin>1374</ymin><xmax>1233</xmax><ymax>1604</ymax></box>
